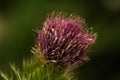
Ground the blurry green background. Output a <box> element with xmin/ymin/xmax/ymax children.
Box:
<box><xmin>0</xmin><ymin>0</ymin><xmax>120</xmax><ymax>80</ymax></box>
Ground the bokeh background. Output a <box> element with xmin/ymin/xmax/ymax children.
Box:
<box><xmin>0</xmin><ymin>0</ymin><xmax>120</xmax><ymax>80</ymax></box>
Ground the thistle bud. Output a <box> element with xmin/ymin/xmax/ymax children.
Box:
<box><xmin>37</xmin><ymin>12</ymin><xmax>97</xmax><ymax>68</ymax></box>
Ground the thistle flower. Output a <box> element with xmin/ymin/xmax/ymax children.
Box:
<box><xmin>37</xmin><ymin>12</ymin><xmax>97</xmax><ymax>68</ymax></box>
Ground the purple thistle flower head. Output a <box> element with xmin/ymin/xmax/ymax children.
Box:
<box><xmin>37</xmin><ymin>12</ymin><xmax>97</xmax><ymax>68</ymax></box>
